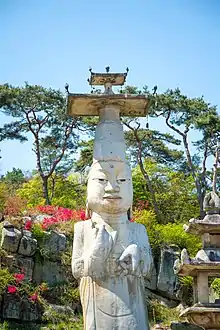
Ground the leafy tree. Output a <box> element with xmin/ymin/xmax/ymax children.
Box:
<box><xmin>153</xmin><ymin>88</ymin><xmax>220</xmax><ymax>217</ymax></box>
<box><xmin>17</xmin><ymin>173</ymin><xmax>86</xmax><ymax>209</ymax></box>
<box><xmin>3</xmin><ymin>168</ymin><xmax>26</xmax><ymax>194</ymax></box>
<box><xmin>0</xmin><ymin>83</ymin><xmax>80</xmax><ymax>204</ymax></box>
<box><xmin>132</xmin><ymin>159</ymin><xmax>199</xmax><ymax>224</ymax></box>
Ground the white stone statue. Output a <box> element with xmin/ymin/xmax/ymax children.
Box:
<box><xmin>72</xmin><ymin>105</ymin><xmax>153</xmax><ymax>330</ymax></box>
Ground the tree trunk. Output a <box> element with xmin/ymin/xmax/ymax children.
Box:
<box><xmin>213</xmin><ymin>141</ymin><xmax>220</xmax><ymax>194</ymax></box>
<box><xmin>42</xmin><ymin>176</ymin><xmax>51</xmax><ymax>205</ymax></box>
<box><xmin>138</xmin><ymin>159</ymin><xmax>162</xmax><ymax>221</ymax></box>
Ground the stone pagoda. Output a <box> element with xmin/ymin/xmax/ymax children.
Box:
<box><xmin>175</xmin><ymin>191</ymin><xmax>220</xmax><ymax>330</ymax></box>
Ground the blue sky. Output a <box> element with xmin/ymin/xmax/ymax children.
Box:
<box><xmin>0</xmin><ymin>0</ymin><xmax>220</xmax><ymax>174</ymax></box>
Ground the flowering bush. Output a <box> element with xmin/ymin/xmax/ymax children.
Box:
<box><xmin>36</xmin><ymin>205</ymin><xmax>87</xmax><ymax>230</ymax></box>
<box><xmin>4</xmin><ymin>195</ymin><xmax>27</xmax><ymax>216</ymax></box>
<box><xmin>7</xmin><ymin>285</ymin><xmax>17</xmax><ymax>294</ymax></box>
<box><xmin>14</xmin><ymin>273</ymin><xmax>25</xmax><ymax>284</ymax></box>
<box><xmin>24</xmin><ymin>220</ymin><xmax>32</xmax><ymax>231</ymax></box>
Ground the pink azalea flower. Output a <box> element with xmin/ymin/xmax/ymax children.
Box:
<box><xmin>24</xmin><ymin>220</ymin><xmax>32</xmax><ymax>231</ymax></box>
<box><xmin>14</xmin><ymin>273</ymin><xmax>25</xmax><ymax>283</ymax></box>
<box><xmin>8</xmin><ymin>285</ymin><xmax>17</xmax><ymax>294</ymax></box>
<box><xmin>29</xmin><ymin>292</ymin><xmax>38</xmax><ymax>301</ymax></box>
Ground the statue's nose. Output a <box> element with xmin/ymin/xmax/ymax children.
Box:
<box><xmin>105</xmin><ymin>181</ymin><xmax>120</xmax><ymax>193</ymax></box>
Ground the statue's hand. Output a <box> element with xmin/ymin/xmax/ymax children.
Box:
<box><xmin>90</xmin><ymin>224</ymin><xmax>114</xmax><ymax>261</ymax></box>
<box><xmin>119</xmin><ymin>244</ymin><xmax>141</xmax><ymax>274</ymax></box>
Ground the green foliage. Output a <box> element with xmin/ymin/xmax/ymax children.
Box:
<box><xmin>133</xmin><ymin>159</ymin><xmax>199</xmax><ymax>224</ymax></box>
<box><xmin>32</xmin><ymin>224</ymin><xmax>47</xmax><ymax>241</ymax></box>
<box><xmin>3</xmin><ymin>168</ymin><xmax>25</xmax><ymax>194</ymax></box>
<box><xmin>0</xmin><ymin>83</ymin><xmax>82</xmax><ymax>205</ymax></box>
<box><xmin>134</xmin><ymin>209</ymin><xmax>201</xmax><ymax>256</ymax></box>
<box><xmin>149</xmin><ymin>300</ymin><xmax>182</xmax><ymax>325</ymax></box>
<box><xmin>17</xmin><ymin>176</ymin><xmax>45</xmax><ymax>208</ymax></box>
<box><xmin>0</xmin><ymin>268</ymin><xmax>15</xmax><ymax>295</ymax></box>
<box><xmin>211</xmin><ymin>278</ymin><xmax>220</xmax><ymax>296</ymax></box>
<box><xmin>0</xmin><ymin>182</ymin><xmax>8</xmax><ymax>212</ymax></box>
<box><xmin>60</xmin><ymin>286</ymin><xmax>80</xmax><ymax>307</ymax></box>
<box><xmin>17</xmin><ymin>174</ymin><xmax>86</xmax><ymax>209</ymax></box>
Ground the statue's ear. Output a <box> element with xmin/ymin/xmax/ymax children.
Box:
<box><xmin>85</xmin><ymin>200</ymin><xmax>92</xmax><ymax>219</ymax></box>
<box><xmin>127</xmin><ymin>206</ymin><xmax>133</xmax><ymax>221</ymax></box>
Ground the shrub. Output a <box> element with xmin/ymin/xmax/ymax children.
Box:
<box><xmin>4</xmin><ymin>195</ymin><xmax>27</xmax><ymax>216</ymax></box>
<box><xmin>0</xmin><ymin>269</ymin><xmax>15</xmax><ymax>295</ymax></box>
<box><xmin>134</xmin><ymin>209</ymin><xmax>201</xmax><ymax>257</ymax></box>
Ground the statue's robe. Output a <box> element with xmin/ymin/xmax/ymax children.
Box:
<box><xmin>72</xmin><ymin>219</ymin><xmax>153</xmax><ymax>330</ymax></box>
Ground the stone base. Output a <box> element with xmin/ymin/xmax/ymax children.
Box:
<box><xmin>180</xmin><ymin>304</ymin><xmax>220</xmax><ymax>329</ymax></box>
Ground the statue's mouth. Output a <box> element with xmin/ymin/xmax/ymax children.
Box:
<box><xmin>103</xmin><ymin>195</ymin><xmax>121</xmax><ymax>200</ymax></box>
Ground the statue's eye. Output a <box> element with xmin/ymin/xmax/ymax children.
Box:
<box><xmin>117</xmin><ymin>179</ymin><xmax>126</xmax><ymax>183</ymax></box>
<box><xmin>97</xmin><ymin>178</ymin><xmax>107</xmax><ymax>183</ymax></box>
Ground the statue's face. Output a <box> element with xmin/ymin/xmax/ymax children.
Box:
<box><xmin>87</xmin><ymin>161</ymin><xmax>133</xmax><ymax>214</ymax></box>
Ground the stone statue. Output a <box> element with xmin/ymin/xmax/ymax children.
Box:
<box><xmin>71</xmin><ymin>73</ymin><xmax>153</xmax><ymax>329</ymax></box>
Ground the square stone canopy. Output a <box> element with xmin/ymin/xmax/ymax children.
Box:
<box><xmin>89</xmin><ymin>72</ymin><xmax>127</xmax><ymax>86</ymax></box>
<box><xmin>67</xmin><ymin>93</ymin><xmax>150</xmax><ymax>117</ymax></box>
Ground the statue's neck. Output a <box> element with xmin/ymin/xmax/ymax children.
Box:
<box><xmin>91</xmin><ymin>212</ymin><xmax>129</xmax><ymax>230</ymax></box>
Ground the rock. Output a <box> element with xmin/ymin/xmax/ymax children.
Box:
<box><xmin>1</xmin><ymin>227</ymin><xmax>22</xmax><ymax>253</ymax></box>
<box><xmin>23</xmin><ymin>230</ymin><xmax>32</xmax><ymax>237</ymax></box>
<box><xmin>38</xmin><ymin>230</ymin><xmax>66</xmax><ymax>259</ymax></box>
<box><xmin>21</xmin><ymin>298</ymin><xmax>42</xmax><ymax>321</ymax></box>
<box><xmin>151</xmin><ymin>324</ymin><xmax>170</xmax><ymax>330</ymax></box>
<box><xmin>32</xmin><ymin>214</ymin><xmax>51</xmax><ymax>224</ymax></box>
<box><xmin>18</xmin><ymin>235</ymin><xmax>37</xmax><ymax>256</ymax></box>
<box><xmin>171</xmin><ymin>322</ymin><xmax>203</xmax><ymax>330</ymax></box>
<box><xmin>3</xmin><ymin>221</ymin><xmax>13</xmax><ymax>229</ymax></box>
<box><xmin>151</xmin><ymin>325</ymin><xmax>171</xmax><ymax>330</ymax></box>
<box><xmin>3</xmin><ymin>294</ymin><xmax>21</xmax><ymax>319</ymax></box>
<box><xmin>145</xmin><ymin>288</ymin><xmax>179</xmax><ymax>308</ymax></box>
<box><xmin>43</xmin><ymin>304</ymin><xmax>75</xmax><ymax>321</ymax></box>
<box><xmin>157</xmin><ymin>247</ymin><xmax>180</xmax><ymax>300</ymax></box>
<box><xmin>145</xmin><ymin>262</ymin><xmax>157</xmax><ymax>291</ymax></box>
<box><xmin>2</xmin><ymin>255</ymin><xmax>34</xmax><ymax>282</ymax></box>
<box><xmin>33</xmin><ymin>260</ymin><xmax>66</xmax><ymax>285</ymax></box>
<box><xmin>3</xmin><ymin>294</ymin><xmax>42</xmax><ymax>321</ymax></box>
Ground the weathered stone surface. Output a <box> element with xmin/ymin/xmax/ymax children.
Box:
<box><xmin>2</xmin><ymin>255</ymin><xmax>34</xmax><ymax>282</ymax></box>
<box><xmin>157</xmin><ymin>247</ymin><xmax>180</xmax><ymax>300</ymax></box>
<box><xmin>3</xmin><ymin>294</ymin><xmax>21</xmax><ymax>319</ymax></box>
<box><xmin>145</xmin><ymin>288</ymin><xmax>179</xmax><ymax>308</ymax></box>
<box><xmin>145</xmin><ymin>261</ymin><xmax>157</xmax><ymax>291</ymax></box>
<box><xmin>21</xmin><ymin>298</ymin><xmax>42</xmax><ymax>321</ymax></box>
<box><xmin>33</xmin><ymin>260</ymin><xmax>65</xmax><ymax>285</ymax></box>
<box><xmin>3</xmin><ymin>294</ymin><xmax>42</xmax><ymax>321</ymax></box>
<box><xmin>71</xmin><ymin>98</ymin><xmax>153</xmax><ymax>329</ymax></box>
<box><xmin>1</xmin><ymin>227</ymin><xmax>21</xmax><ymax>253</ymax></box>
<box><xmin>18</xmin><ymin>234</ymin><xmax>37</xmax><ymax>256</ymax></box>
<box><xmin>171</xmin><ymin>322</ymin><xmax>203</xmax><ymax>330</ymax></box>
<box><xmin>151</xmin><ymin>325</ymin><xmax>171</xmax><ymax>330</ymax></box>
<box><xmin>44</xmin><ymin>230</ymin><xmax>66</xmax><ymax>255</ymax></box>
<box><xmin>32</xmin><ymin>214</ymin><xmax>51</xmax><ymax>224</ymax></box>
<box><xmin>43</xmin><ymin>303</ymin><xmax>75</xmax><ymax>320</ymax></box>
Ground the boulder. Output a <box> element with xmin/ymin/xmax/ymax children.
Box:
<box><xmin>3</xmin><ymin>294</ymin><xmax>42</xmax><ymax>321</ymax></box>
<box><xmin>18</xmin><ymin>234</ymin><xmax>37</xmax><ymax>256</ymax></box>
<box><xmin>3</xmin><ymin>294</ymin><xmax>21</xmax><ymax>320</ymax></box>
<box><xmin>38</xmin><ymin>230</ymin><xmax>67</xmax><ymax>259</ymax></box>
<box><xmin>21</xmin><ymin>298</ymin><xmax>42</xmax><ymax>321</ymax></box>
<box><xmin>33</xmin><ymin>260</ymin><xmax>66</xmax><ymax>285</ymax></box>
<box><xmin>157</xmin><ymin>247</ymin><xmax>180</xmax><ymax>300</ymax></box>
<box><xmin>145</xmin><ymin>262</ymin><xmax>157</xmax><ymax>291</ymax></box>
<box><xmin>2</xmin><ymin>255</ymin><xmax>34</xmax><ymax>282</ymax></box>
<box><xmin>43</xmin><ymin>303</ymin><xmax>75</xmax><ymax>321</ymax></box>
<box><xmin>1</xmin><ymin>226</ymin><xmax>21</xmax><ymax>253</ymax></box>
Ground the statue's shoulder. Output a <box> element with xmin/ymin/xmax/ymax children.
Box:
<box><xmin>74</xmin><ymin>219</ymin><xmax>92</xmax><ymax>231</ymax></box>
<box><xmin>128</xmin><ymin>221</ymin><xmax>147</xmax><ymax>233</ymax></box>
